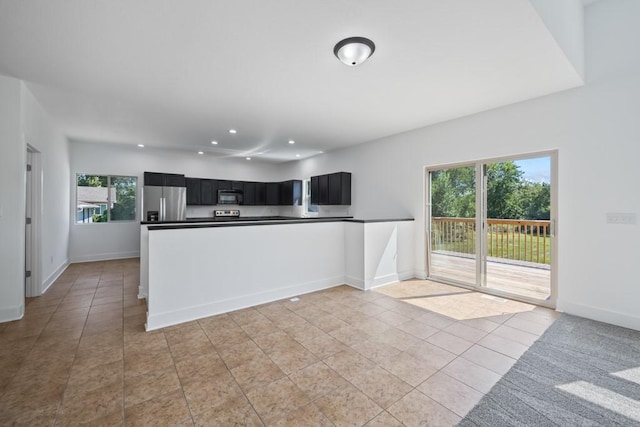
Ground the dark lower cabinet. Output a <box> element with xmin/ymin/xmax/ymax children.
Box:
<box><xmin>200</xmin><ymin>179</ymin><xmax>217</xmax><ymax>205</ymax></box>
<box><xmin>266</xmin><ymin>183</ymin><xmax>280</xmax><ymax>205</ymax></box>
<box><xmin>186</xmin><ymin>178</ymin><xmax>201</xmax><ymax>205</ymax></box>
<box><xmin>243</xmin><ymin>182</ymin><xmax>256</xmax><ymax>205</ymax></box>
<box><xmin>231</xmin><ymin>181</ymin><xmax>244</xmax><ymax>192</ymax></box>
<box><xmin>311</xmin><ymin>172</ymin><xmax>351</xmax><ymax>205</ymax></box>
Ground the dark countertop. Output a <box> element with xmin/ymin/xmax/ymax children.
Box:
<box><xmin>145</xmin><ymin>216</ymin><xmax>414</xmax><ymax>231</ymax></box>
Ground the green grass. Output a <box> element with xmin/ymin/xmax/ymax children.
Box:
<box><xmin>432</xmin><ymin>231</ymin><xmax>551</xmax><ymax>265</ymax></box>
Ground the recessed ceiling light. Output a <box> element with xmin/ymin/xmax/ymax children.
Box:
<box><xmin>137</xmin><ymin>144</ymin><xmax>144</xmax><ymax>148</ymax></box>
<box><xmin>245</xmin><ymin>157</ymin><xmax>251</xmax><ymax>160</ymax></box>
<box><xmin>211</xmin><ymin>140</ymin><xmax>218</xmax><ymax>145</ymax></box>
<box><xmin>288</xmin><ymin>140</ymin><xmax>295</xmax><ymax>145</ymax></box>
<box><xmin>295</xmin><ymin>154</ymin><xmax>301</xmax><ymax>158</ymax></box>
<box><xmin>197</xmin><ymin>151</ymin><xmax>204</xmax><ymax>155</ymax></box>
<box><xmin>229</xmin><ymin>129</ymin><xmax>237</xmax><ymax>134</ymax></box>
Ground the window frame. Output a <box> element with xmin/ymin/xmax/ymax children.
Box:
<box><xmin>75</xmin><ymin>174</ymin><xmax>138</xmax><ymax>224</ymax></box>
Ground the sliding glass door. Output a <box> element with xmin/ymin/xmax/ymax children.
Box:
<box><xmin>427</xmin><ymin>165</ymin><xmax>478</xmax><ymax>287</ymax></box>
<box><xmin>427</xmin><ymin>152</ymin><xmax>556</xmax><ymax>305</ymax></box>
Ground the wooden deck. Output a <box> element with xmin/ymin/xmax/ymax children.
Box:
<box><xmin>430</xmin><ymin>252</ymin><xmax>551</xmax><ymax>301</ymax></box>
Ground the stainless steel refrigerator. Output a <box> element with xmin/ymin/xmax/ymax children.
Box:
<box><xmin>143</xmin><ymin>185</ymin><xmax>186</xmax><ymax>222</ymax></box>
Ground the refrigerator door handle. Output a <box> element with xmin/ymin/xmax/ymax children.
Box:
<box><xmin>160</xmin><ymin>198</ymin><xmax>165</xmax><ymax>222</ymax></box>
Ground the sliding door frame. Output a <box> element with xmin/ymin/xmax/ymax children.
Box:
<box><xmin>425</xmin><ymin>150</ymin><xmax>558</xmax><ymax>309</ymax></box>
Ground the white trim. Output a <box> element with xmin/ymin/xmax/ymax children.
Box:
<box><xmin>0</xmin><ymin>303</ymin><xmax>24</xmax><ymax>323</ymax></box>
<box><xmin>146</xmin><ymin>275</ymin><xmax>343</xmax><ymax>331</ymax></box>
<box><xmin>70</xmin><ymin>251</ymin><xmax>140</xmax><ymax>263</ymax></box>
<box><xmin>345</xmin><ymin>275</ymin><xmax>365</xmax><ymax>290</ymax></box>
<box><xmin>558</xmin><ymin>300</ymin><xmax>640</xmax><ymax>331</ymax></box>
<box><xmin>42</xmin><ymin>259</ymin><xmax>69</xmax><ymax>294</ymax></box>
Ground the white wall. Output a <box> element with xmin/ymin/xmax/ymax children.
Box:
<box><xmin>21</xmin><ymin>84</ymin><xmax>70</xmax><ymax>291</ymax></box>
<box><xmin>280</xmin><ymin>0</ymin><xmax>640</xmax><ymax>330</ymax></box>
<box><xmin>0</xmin><ymin>76</ymin><xmax>25</xmax><ymax>321</ymax></box>
<box><xmin>69</xmin><ymin>142</ymin><xmax>283</xmax><ymax>262</ymax></box>
<box><xmin>0</xmin><ymin>76</ymin><xmax>70</xmax><ymax>322</ymax></box>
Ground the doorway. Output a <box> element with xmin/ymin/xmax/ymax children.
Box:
<box><xmin>426</xmin><ymin>151</ymin><xmax>557</xmax><ymax>307</ymax></box>
<box><xmin>25</xmin><ymin>145</ymin><xmax>41</xmax><ymax>298</ymax></box>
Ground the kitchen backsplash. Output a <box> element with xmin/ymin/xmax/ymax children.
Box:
<box><xmin>186</xmin><ymin>204</ymin><xmax>351</xmax><ymax>218</ymax></box>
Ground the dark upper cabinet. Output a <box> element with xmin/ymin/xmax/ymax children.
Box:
<box><xmin>318</xmin><ymin>174</ymin><xmax>329</xmax><ymax>205</ymax></box>
<box><xmin>243</xmin><ymin>182</ymin><xmax>256</xmax><ymax>206</ymax></box>
<box><xmin>231</xmin><ymin>181</ymin><xmax>244</xmax><ymax>192</ymax></box>
<box><xmin>217</xmin><ymin>180</ymin><xmax>231</xmax><ymax>190</ymax></box>
<box><xmin>328</xmin><ymin>172</ymin><xmax>351</xmax><ymax>205</ymax></box>
<box><xmin>255</xmin><ymin>182</ymin><xmax>266</xmax><ymax>205</ymax></box>
<box><xmin>280</xmin><ymin>180</ymin><xmax>302</xmax><ymax>206</ymax></box>
<box><xmin>311</xmin><ymin>176</ymin><xmax>319</xmax><ymax>205</ymax></box>
<box><xmin>265</xmin><ymin>182</ymin><xmax>281</xmax><ymax>205</ymax></box>
<box><xmin>311</xmin><ymin>172</ymin><xmax>351</xmax><ymax>205</ymax></box>
<box><xmin>144</xmin><ymin>172</ymin><xmax>165</xmax><ymax>186</ymax></box>
<box><xmin>144</xmin><ymin>172</ymin><xmax>185</xmax><ymax>187</ymax></box>
<box><xmin>164</xmin><ymin>173</ymin><xmax>186</xmax><ymax>187</ymax></box>
<box><xmin>186</xmin><ymin>178</ymin><xmax>201</xmax><ymax>205</ymax></box>
<box><xmin>200</xmin><ymin>179</ymin><xmax>217</xmax><ymax>205</ymax></box>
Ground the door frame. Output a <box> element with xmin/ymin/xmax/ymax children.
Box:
<box><xmin>424</xmin><ymin>149</ymin><xmax>558</xmax><ymax>308</ymax></box>
<box><xmin>25</xmin><ymin>144</ymin><xmax>42</xmax><ymax>298</ymax></box>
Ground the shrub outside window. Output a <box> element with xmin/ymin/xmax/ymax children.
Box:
<box><xmin>76</xmin><ymin>174</ymin><xmax>137</xmax><ymax>223</ymax></box>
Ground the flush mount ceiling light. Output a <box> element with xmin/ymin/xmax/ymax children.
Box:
<box><xmin>211</xmin><ymin>140</ymin><xmax>218</xmax><ymax>145</ymax></box>
<box><xmin>229</xmin><ymin>129</ymin><xmax>237</xmax><ymax>134</ymax></box>
<box><xmin>288</xmin><ymin>140</ymin><xmax>295</xmax><ymax>145</ymax></box>
<box><xmin>334</xmin><ymin>37</ymin><xmax>375</xmax><ymax>66</ymax></box>
<box><xmin>197</xmin><ymin>151</ymin><xmax>204</xmax><ymax>155</ymax></box>
<box><xmin>137</xmin><ymin>144</ymin><xmax>144</xmax><ymax>148</ymax></box>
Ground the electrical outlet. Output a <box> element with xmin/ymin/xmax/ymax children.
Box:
<box><xmin>606</xmin><ymin>212</ymin><xmax>637</xmax><ymax>225</ymax></box>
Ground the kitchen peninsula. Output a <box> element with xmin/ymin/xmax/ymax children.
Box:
<box><xmin>140</xmin><ymin>217</ymin><xmax>414</xmax><ymax>330</ymax></box>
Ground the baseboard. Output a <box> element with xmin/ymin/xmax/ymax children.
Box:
<box><xmin>42</xmin><ymin>259</ymin><xmax>69</xmax><ymax>294</ymax></box>
<box><xmin>414</xmin><ymin>270</ymin><xmax>427</xmax><ymax>280</ymax></box>
<box><xmin>146</xmin><ymin>276</ymin><xmax>344</xmax><ymax>331</ymax></box>
<box><xmin>557</xmin><ymin>300</ymin><xmax>640</xmax><ymax>331</ymax></box>
<box><xmin>70</xmin><ymin>251</ymin><xmax>140</xmax><ymax>263</ymax></box>
<box><xmin>0</xmin><ymin>304</ymin><xmax>24</xmax><ymax>323</ymax></box>
<box><xmin>344</xmin><ymin>275</ymin><xmax>365</xmax><ymax>290</ymax></box>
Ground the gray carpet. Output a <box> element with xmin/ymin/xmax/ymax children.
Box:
<box><xmin>459</xmin><ymin>314</ymin><xmax>640</xmax><ymax>426</ymax></box>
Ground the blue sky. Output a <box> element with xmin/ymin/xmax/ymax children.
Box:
<box><xmin>514</xmin><ymin>157</ymin><xmax>550</xmax><ymax>183</ymax></box>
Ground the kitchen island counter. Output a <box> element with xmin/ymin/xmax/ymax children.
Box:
<box><xmin>140</xmin><ymin>218</ymin><xmax>414</xmax><ymax>330</ymax></box>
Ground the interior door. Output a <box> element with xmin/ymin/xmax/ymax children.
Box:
<box><xmin>25</xmin><ymin>151</ymin><xmax>32</xmax><ymax>296</ymax></box>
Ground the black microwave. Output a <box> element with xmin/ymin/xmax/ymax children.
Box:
<box><xmin>218</xmin><ymin>189</ymin><xmax>243</xmax><ymax>205</ymax></box>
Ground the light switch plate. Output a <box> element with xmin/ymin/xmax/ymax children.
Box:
<box><xmin>606</xmin><ymin>212</ymin><xmax>637</xmax><ymax>225</ymax></box>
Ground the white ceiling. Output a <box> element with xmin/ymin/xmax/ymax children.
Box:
<box><xmin>0</xmin><ymin>0</ymin><xmax>583</xmax><ymax>162</ymax></box>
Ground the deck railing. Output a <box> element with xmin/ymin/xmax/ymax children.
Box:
<box><xmin>431</xmin><ymin>217</ymin><xmax>551</xmax><ymax>265</ymax></box>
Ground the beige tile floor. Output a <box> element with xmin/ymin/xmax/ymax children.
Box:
<box><xmin>0</xmin><ymin>258</ymin><xmax>560</xmax><ymax>426</ymax></box>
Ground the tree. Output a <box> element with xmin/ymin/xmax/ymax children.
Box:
<box><xmin>431</xmin><ymin>161</ymin><xmax>549</xmax><ymax>220</ymax></box>
<box><xmin>431</xmin><ymin>167</ymin><xmax>475</xmax><ymax>218</ymax></box>
<box><xmin>77</xmin><ymin>174</ymin><xmax>107</xmax><ymax>187</ymax></box>
<box><xmin>486</xmin><ymin>162</ymin><xmax>524</xmax><ymax>219</ymax></box>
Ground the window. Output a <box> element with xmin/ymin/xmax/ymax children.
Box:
<box><xmin>302</xmin><ymin>179</ymin><xmax>318</xmax><ymax>216</ymax></box>
<box><xmin>76</xmin><ymin>174</ymin><xmax>137</xmax><ymax>223</ymax></box>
